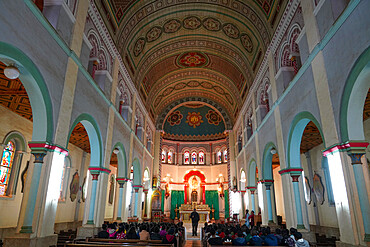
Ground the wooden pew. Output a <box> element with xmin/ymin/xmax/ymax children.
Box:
<box><xmin>87</xmin><ymin>239</ymin><xmax>162</xmax><ymax>244</ymax></box>
<box><xmin>65</xmin><ymin>242</ymin><xmax>173</xmax><ymax>247</ymax></box>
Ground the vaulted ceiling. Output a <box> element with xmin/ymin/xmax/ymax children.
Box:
<box><xmin>95</xmin><ymin>0</ymin><xmax>288</xmax><ymax>125</ymax></box>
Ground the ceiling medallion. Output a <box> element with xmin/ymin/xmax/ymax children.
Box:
<box><xmin>186</xmin><ymin>112</ymin><xmax>203</xmax><ymax>128</ymax></box>
<box><xmin>177</xmin><ymin>52</ymin><xmax>209</xmax><ymax>68</ymax></box>
<box><xmin>167</xmin><ymin>110</ymin><xmax>183</xmax><ymax>126</ymax></box>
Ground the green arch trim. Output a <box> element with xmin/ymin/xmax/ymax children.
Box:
<box><xmin>67</xmin><ymin>113</ymin><xmax>103</xmax><ymax>167</ymax></box>
<box><xmin>112</xmin><ymin>142</ymin><xmax>128</xmax><ymax>178</ymax></box>
<box><xmin>261</xmin><ymin>142</ymin><xmax>278</xmax><ymax>180</ymax></box>
<box><xmin>132</xmin><ymin>157</ymin><xmax>142</xmax><ymax>186</ymax></box>
<box><xmin>247</xmin><ymin>158</ymin><xmax>257</xmax><ymax>187</ymax></box>
<box><xmin>340</xmin><ymin>46</ymin><xmax>370</xmax><ymax>142</ymax></box>
<box><xmin>0</xmin><ymin>42</ymin><xmax>54</xmax><ymax>142</ymax></box>
<box><xmin>286</xmin><ymin>111</ymin><xmax>325</xmax><ymax>168</ymax></box>
<box><xmin>3</xmin><ymin>131</ymin><xmax>27</xmax><ymax>152</ymax></box>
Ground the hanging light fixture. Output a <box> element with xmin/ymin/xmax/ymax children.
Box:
<box><xmin>4</xmin><ymin>65</ymin><xmax>20</xmax><ymax>79</ymax></box>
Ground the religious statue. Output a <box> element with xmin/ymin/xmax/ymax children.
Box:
<box><xmin>232</xmin><ymin>176</ymin><xmax>237</xmax><ymax>191</ymax></box>
<box><xmin>69</xmin><ymin>171</ymin><xmax>79</xmax><ymax>202</ymax></box>
<box><xmin>165</xmin><ymin>182</ymin><xmax>170</xmax><ymax>199</ymax></box>
<box><xmin>191</xmin><ymin>176</ymin><xmax>199</xmax><ymax>189</ymax></box>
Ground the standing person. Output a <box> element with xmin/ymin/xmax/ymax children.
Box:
<box><xmin>245</xmin><ymin>209</ymin><xmax>250</xmax><ymax>228</ymax></box>
<box><xmin>190</xmin><ymin>208</ymin><xmax>200</xmax><ymax>236</ymax></box>
<box><xmin>248</xmin><ymin>210</ymin><xmax>255</xmax><ymax>227</ymax></box>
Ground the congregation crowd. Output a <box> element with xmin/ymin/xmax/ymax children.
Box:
<box><xmin>97</xmin><ymin>222</ymin><xmax>184</xmax><ymax>247</ymax></box>
<box><xmin>204</xmin><ymin>223</ymin><xmax>310</xmax><ymax>246</ymax></box>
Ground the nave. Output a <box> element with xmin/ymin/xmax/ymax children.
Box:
<box><xmin>0</xmin><ymin>0</ymin><xmax>369</xmax><ymax>247</ymax></box>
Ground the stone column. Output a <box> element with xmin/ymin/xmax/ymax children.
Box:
<box><xmin>116</xmin><ymin>179</ymin><xmax>125</xmax><ymax>220</ymax></box>
<box><xmin>347</xmin><ymin>151</ymin><xmax>370</xmax><ymax>242</ymax></box>
<box><xmin>250</xmin><ymin>190</ymin><xmax>256</xmax><ymax>212</ymax></box>
<box><xmin>241</xmin><ymin>190</ymin><xmax>246</xmax><ymax>218</ymax></box>
<box><xmin>143</xmin><ymin>189</ymin><xmax>148</xmax><ymax>218</ymax></box>
<box><xmin>87</xmin><ymin>171</ymin><xmax>100</xmax><ymax>225</ymax></box>
<box><xmin>263</xmin><ymin>181</ymin><xmax>274</xmax><ymax>224</ymax></box>
<box><xmin>291</xmin><ymin>174</ymin><xmax>304</xmax><ymax>229</ymax></box>
<box><xmin>20</xmin><ymin>151</ymin><xmax>47</xmax><ymax>233</ymax></box>
<box><xmin>133</xmin><ymin>187</ymin><xmax>140</xmax><ymax>217</ymax></box>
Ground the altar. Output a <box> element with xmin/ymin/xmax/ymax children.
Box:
<box><xmin>179</xmin><ymin>203</ymin><xmax>210</xmax><ymax>223</ymax></box>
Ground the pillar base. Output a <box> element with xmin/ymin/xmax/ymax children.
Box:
<box><xmin>297</xmin><ymin>224</ymin><xmax>305</xmax><ymax>229</ymax></box>
<box><xmin>335</xmin><ymin>241</ymin><xmax>363</xmax><ymax>247</ymax></box>
<box><xmin>86</xmin><ymin>220</ymin><xmax>94</xmax><ymax>225</ymax></box>
<box><xmin>4</xmin><ymin>233</ymin><xmax>57</xmax><ymax>247</ymax></box>
<box><xmin>116</xmin><ymin>217</ymin><xmax>121</xmax><ymax>220</ymax></box>
<box><xmin>19</xmin><ymin>226</ymin><xmax>33</xmax><ymax>233</ymax></box>
<box><xmin>365</xmin><ymin>234</ymin><xmax>370</xmax><ymax>242</ymax></box>
<box><xmin>77</xmin><ymin>225</ymin><xmax>99</xmax><ymax>239</ymax></box>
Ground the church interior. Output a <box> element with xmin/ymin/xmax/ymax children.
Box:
<box><xmin>0</xmin><ymin>0</ymin><xmax>369</xmax><ymax>246</ymax></box>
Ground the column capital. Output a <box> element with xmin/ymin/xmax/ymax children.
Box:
<box><xmin>88</xmin><ymin>167</ymin><xmax>111</xmax><ymax>175</ymax></box>
<box><xmin>119</xmin><ymin>183</ymin><xmax>124</xmax><ymax>188</ymax></box>
<box><xmin>116</xmin><ymin>177</ymin><xmax>129</xmax><ymax>184</ymax></box>
<box><xmin>347</xmin><ymin>153</ymin><xmax>365</xmax><ymax>165</ymax></box>
<box><xmin>31</xmin><ymin>152</ymin><xmax>47</xmax><ymax>163</ymax></box>
<box><xmin>91</xmin><ymin>173</ymin><xmax>100</xmax><ymax>180</ymax></box>
<box><xmin>323</xmin><ymin>141</ymin><xmax>369</xmax><ymax>157</ymax></box>
<box><xmin>246</xmin><ymin>186</ymin><xmax>257</xmax><ymax>191</ymax></box>
<box><xmin>279</xmin><ymin>168</ymin><xmax>303</xmax><ymax>176</ymax></box>
<box><xmin>143</xmin><ymin>189</ymin><xmax>149</xmax><ymax>194</ymax></box>
<box><xmin>28</xmin><ymin>141</ymin><xmax>69</xmax><ymax>156</ymax></box>
<box><xmin>291</xmin><ymin>175</ymin><xmax>300</xmax><ymax>182</ymax></box>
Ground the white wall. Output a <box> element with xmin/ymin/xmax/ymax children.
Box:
<box><xmin>300</xmin><ymin>143</ymin><xmax>338</xmax><ymax>228</ymax></box>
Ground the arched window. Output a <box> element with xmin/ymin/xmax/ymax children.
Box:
<box><xmin>191</xmin><ymin>152</ymin><xmax>197</xmax><ymax>164</ymax></box>
<box><xmin>217</xmin><ymin>151</ymin><xmax>222</xmax><ymax>164</ymax></box>
<box><xmin>161</xmin><ymin>150</ymin><xmax>166</xmax><ymax>163</ymax></box>
<box><xmin>168</xmin><ymin>151</ymin><xmax>173</xmax><ymax>164</ymax></box>
<box><xmin>59</xmin><ymin>156</ymin><xmax>71</xmax><ymax>201</ymax></box>
<box><xmin>199</xmin><ymin>151</ymin><xmax>205</xmax><ymax>164</ymax></box>
<box><xmin>184</xmin><ymin>151</ymin><xmax>190</xmax><ymax>164</ymax></box>
<box><xmin>223</xmin><ymin>150</ymin><xmax>228</xmax><ymax>163</ymax></box>
<box><xmin>0</xmin><ymin>141</ymin><xmax>16</xmax><ymax>196</ymax></box>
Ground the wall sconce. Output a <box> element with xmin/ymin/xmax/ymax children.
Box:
<box><xmin>113</xmin><ymin>148</ymin><xmax>120</xmax><ymax>154</ymax></box>
<box><xmin>270</xmin><ymin>148</ymin><xmax>277</xmax><ymax>154</ymax></box>
<box><xmin>4</xmin><ymin>65</ymin><xmax>20</xmax><ymax>79</ymax></box>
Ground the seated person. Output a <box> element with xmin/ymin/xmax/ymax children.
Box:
<box><xmin>262</xmin><ymin>227</ymin><xmax>278</xmax><ymax>246</ymax></box>
<box><xmin>250</xmin><ymin>229</ymin><xmax>264</xmax><ymax>246</ymax></box>
<box><xmin>126</xmin><ymin>226</ymin><xmax>139</xmax><ymax>239</ymax></box>
<box><xmin>294</xmin><ymin>232</ymin><xmax>310</xmax><ymax>247</ymax></box>
<box><xmin>208</xmin><ymin>229</ymin><xmax>224</xmax><ymax>246</ymax></box>
<box><xmin>116</xmin><ymin>227</ymin><xmax>125</xmax><ymax>239</ymax></box>
<box><xmin>139</xmin><ymin>225</ymin><xmax>150</xmax><ymax>241</ymax></box>
<box><xmin>150</xmin><ymin>226</ymin><xmax>162</xmax><ymax>240</ymax></box>
<box><xmin>97</xmin><ymin>224</ymin><xmax>109</xmax><ymax>239</ymax></box>
<box><xmin>163</xmin><ymin>228</ymin><xmax>177</xmax><ymax>247</ymax></box>
<box><xmin>232</xmin><ymin>231</ymin><xmax>247</xmax><ymax>246</ymax></box>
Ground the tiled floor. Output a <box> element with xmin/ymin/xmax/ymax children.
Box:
<box><xmin>184</xmin><ymin>240</ymin><xmax>202</xmax><ymax>247</ymax></box>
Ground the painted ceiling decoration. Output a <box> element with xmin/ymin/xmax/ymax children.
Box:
<box><xmin>163</xmin><ymin>104</ymin><xmax>226</xmax><ymax>141</ymax></box>
<box><xmin>94</xmin><ymin>0</ymin><xmax>288</xmax><ymax>140</ymax></box>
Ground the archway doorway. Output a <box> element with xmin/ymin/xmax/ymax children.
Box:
<box><xmin>261</xmin><ymin>143</ymin><xmax>285</xmax><ymax>226</ymax></box>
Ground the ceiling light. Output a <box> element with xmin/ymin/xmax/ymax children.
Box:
<box><xmin>4</xmin><ymin>65</ymin><xmax>20</xmax><ymax>79</ymax></box>
<box><xmin>270</xmin><ymin>148</ymin><xmax>277</xmax><ymax>154</ymax></box>
<box><xmin>113</xmin><ymin>148</ymin><xmax>120</xmax><ymax>154</ymax></box>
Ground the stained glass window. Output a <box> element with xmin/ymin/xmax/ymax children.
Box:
<box><xmin>0</xmin><ymin>141</ymin><xmax>15</xmax><ymax>196</ymax></box>
<box><xmin>161</xmin><ymin>150</ymin><xmax>166</xmax><ymax>163</ymax></box>
<box><xmin>191</xmin><ymin>152</ymin><xmax>197</xmax><ymax>164</ymax></box>
<box><xmin>199</xmin><ymin>151</ymin><xmax>205</xmax><ymax>164</ymax></box>
<box><xmin>168</xmin><ymin>151</ymin><xmax>173</xmax><ymax>164</ymax></box>
<box><xmin>217</xmin><ymin>151</ymin><xmax>222</xmax><ymax>163</ymax></box>
<box><xmin>184</xmin><ymin>151</ymin><xmax>190</xmax><ymax>164</ymax></box>
<box><xmin>223</xmin><ymin>150</ymin><xmax>228</xmax><ymax>162</ymax></box>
